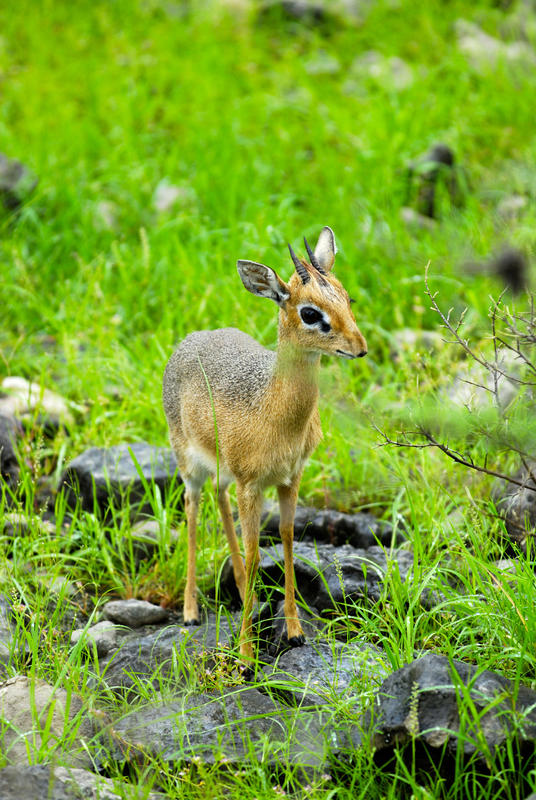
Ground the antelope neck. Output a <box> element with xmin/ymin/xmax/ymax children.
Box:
<box><xmin>271</xmin><ymin>337</ymin><xmax>320</xmax><ymax>414</ymax></box>
<box><xmin>274</xmin><ymin>339</ymin><xmax>321</xmax><ymax>375</ymax></box>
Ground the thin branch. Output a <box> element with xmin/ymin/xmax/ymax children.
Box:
<box><xmin>375</xmin><ymin>425</ymin><xmax>535</xmax><ymax>491</ymax></box>
<box><xmin>424</xmin><ymin>263</ymin><xmax>491</xmax><ymax>371</ymax></box>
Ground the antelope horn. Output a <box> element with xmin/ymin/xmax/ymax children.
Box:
<box><xmin>288</xmin><ymin>243</ymin><xmax>310</xmax><ymax>284</ymax></box>
<box><xmin>304</xmin><ymin>236</ymin><xmax>326</xmax><ymax>275</ymax></box>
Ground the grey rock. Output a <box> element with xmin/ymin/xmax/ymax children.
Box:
<box><xmin>0</xmin><ymin>764</ymin><xmax>163</xmax><ymax>800</ymax></box>
<box><xmin>456</xmin><ymin>18</ymin><xmax>536</xmax><ymax>71</ymax></box>
<box><xmin>153</xmin><ymin>180</ymin><xmax>196</xmax><ymax>213</ymax></box>
<box><xmin>0</xmin><ymin>153</ymin><xmax>38</xmax><ymax>210</ymax></box>
<box><xmin>500</xmin><ymin>0</ymin><xmax>536</xmax><ymax>42</ymax></box>
<box><xmin>0</xmin><ymin>413</ymin><xmax>20</xmax><ymax>489</ymax></box>
<box><xmin>444</xmin><ymin>506</ymin><xmax>466</xmax><ymax>533</ymax></box>
<box><xmin>36</xmin><ymin>571</ymin><xmax>77</xmax><ymax>598</ymax></box>
<box><xmin>304</xmin><ymin>52</ymin><xmax>341</xmax><ymax>75</ymax></box>
<box><xmin>99</xmin><ymin>615</ymin><xmax>237</xmax><ymax>695</ymax></box>
<box><xmin>400</xmin><ymin>206</ymin><xmax>437</xmax><ymax>230</ymax></box>
<box><xmin>497</xmin><ymin>193</ymin><xmax>528</xmax><ymax>221</ymax></box>
<box><xmin>263</xmin><ymin>637</ymin><xmax>388</xmax><ymax>706</ymax></box>
<box><xmin>0</xmin><ymin>376</ymin><xmax>77</xmax><ymax>428</ymax></box>
<box><xmin>493</xmin><ymin>461</ymin><xmax>536</xmax><ymax>549</ymax></box>
<box><xmin>390</xmin><ymin>328</ymin><xmax>445</xmax><ymax>363</ymax></box>
<box><xmin>71</xmin><ymin>620</ymin><xmax>120</xmax><ymax>657</ymax></box>
<box><xmin>369</xmin><ymin>652</ymin><xmax>536</xmax><ymax>759</ymax></box>
<box><xmin>0</xmin><ymin>766</ymin><xmax>67</xmax><ymax>800</ymax></box>
<box><xmin>109</xmin><ymin>688</ymin><xmax>335</xmax><ymax>771</ymax></box>
<box><xmin>0</xmin><ymin>595</ymin><xmax>15</xmax><ymax>676</ymax></box>
<box><xmin>103</xmin><ymin>598</ymin><xmax>169</xmax><ymax>628</ymax></box>
<box><xmin>256</xmin><ymin>540</ymin><xmax>413</xmax><ymax>610</ymax></box>
<box><xmin>93</xmin><ymin>200</ymin><xmax>119</xmax><ymax>231</ymax></box>
<box><xmin>130</xmin><ymin>518</ymin><xmax>179</xmax><ymax>561</ymax></box>
<box><xmin>0</xmin><ymin>593</ymin><xmax>33</xmax><ymax>677</ymax></box>
<box><xmin>260</xmin><ymin>503</ymin><xmax>399</xmax><ymax>548</ymax></box>
<box><xmin>314</xmin><ymin>545</ymin><xmax>414</xmax><ymax>609</ymax></box>
<box><xmin>448</xmin><ymin>354</ymin><xmax>521</xmax><ymax>412</ymax></box>
<box><xmin>154</xmin><ymin>181</ymin><xmax>182</xmax><ymax>212</ymax></box>
<box><xmin>0</xmin><ymin>675</ymin><xmax>95</xmax><ymax>768</ymax></box>
<box><xmin>1</xmin><ymin>512</ymin><xmax>55</xmax><ymax>539</ymax></box>
<box><xmin>257</xmin><ymin>0</ymin><xmax>335</xmax><ymax>27</ymax></box>
<box><xmin>494</xmin><ymin>558</ymin><xmax>518</xmax><ymax>574</ymax></box>
<box><xmin>351</xmin><ymin>50</ymin><xmax>414</xmax><ymax>90</ymax></box>
<box><xmin>59</xmin><ymin>442</ymin><xmax>181</xmax><ymax>516</ymax></box>
<box><xmin>258</xmin><ymin>540</ymin><xmax>326</xmax><ymax>602</ymax></box>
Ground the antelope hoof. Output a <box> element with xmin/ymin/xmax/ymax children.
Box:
<box><xmin>183</xmin><ymin>617</ymin><xmax>200</xmax><ymax>627</ymax></box>
<box><xmin>288</xmin><ymin>633</ymin><xmax>306</xmax><ymax>647</ymax></box>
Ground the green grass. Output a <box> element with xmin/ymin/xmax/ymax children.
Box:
<box><xmin>1</xmin><ymin>0</ymin><xmax>536</xmax><ymax>796</ymax></box>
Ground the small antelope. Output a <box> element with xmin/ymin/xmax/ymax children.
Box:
<box><xmin>162</xmin><ymin>227</ymin><xmax>367</xmax><ymax>660</ymax></box>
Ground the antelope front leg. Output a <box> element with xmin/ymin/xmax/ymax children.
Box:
<box><xmin>277</xmin><ymin>480</ymin><xmax>305</xmax><ymax>646</ymax></box>
<box><xmin>236</xmin><ymin>483</ymin><xmax>263</xmax><ymax>661</ymax></box>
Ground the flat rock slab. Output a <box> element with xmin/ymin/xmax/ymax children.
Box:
<box><xmin>261</xmin><ymin>504</ymin><xmax>400</xmax><ymax>548</ymax></box>
<box><xmin>71</xmin><ymin>620</ymin><xmax>120</xmax><ymax>657</ymax></box>
<box><xmin>369</xmin><ymin>652</ymin><xmax>536</xmax><ymax>760</ymax></box>
<box><xmin>258</xmin><ymin>541</ymin><xmax>414</xmax><ymax>610</ymax></box>
<box><xmin>109</xmin><ymin>687</ymin><xmax>340</xmax><ymax>771</ymax></box>
<box><xmin>0</xmin><ymin>675</ymin><xmax>95</xmax><ymax>768</ymax></box>
<box><xmin>99</xmin><ymin>616</ymin><xmax>239</xmax><ymax>695</ymax></box>
<box><xmin>103</xmin><ymin>598</ymin><xmax>169</xmax><ymax>628</ymax></box>
<box><xmin>262</xmin><ymin>638</ymin><xmax>389</xmax><ymax>706</ymax></box>
<box><xmin>0</xmin><ymin>764</ymin><xmax>163</xmax><ymax>800</ymax></box>
<box><xmin>59</xmin><ymin>442</ymin><xmax>181</xmax><ymax>516</ymax></box>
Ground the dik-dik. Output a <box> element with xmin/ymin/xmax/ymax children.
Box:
<box><xmin>162</xmin><ymin>227</ymin><xmax>367</xmax><ymax>660</ymax></box>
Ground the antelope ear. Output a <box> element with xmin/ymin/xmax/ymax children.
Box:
<box><xmin>237</xmin><ymin>260</ymin><xmax>290</xmax><ymax>307</ymax></box>
<box><xmin>314</xmin><ymin>226</ymin><xmax>337</xmax><ymax>273</ymax></box>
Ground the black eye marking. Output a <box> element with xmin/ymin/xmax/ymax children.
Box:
<box><xmin>299</xmin><ymin>306</ymin><xmax>332</xmax><ymax>333</ymax></box>
<box><xmin>300</xmin><ymin>307</ymin><xmax>323</xmax><ymax>325</ymax></box>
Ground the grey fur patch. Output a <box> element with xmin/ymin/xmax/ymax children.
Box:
<box><xmin>163</xmin><ymin>328</ymin><xmax>276</xmax><ymax>426</ymax></box>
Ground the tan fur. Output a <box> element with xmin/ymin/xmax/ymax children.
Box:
<box><xmin>162</xmin><ymin>227</ymin><xmax>367</xmax><ymax>660</ymax></box>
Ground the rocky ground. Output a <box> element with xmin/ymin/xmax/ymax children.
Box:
<box><xmin>1</xmin><ymin>374</ymin><xmax>536</xmax><ymax>798</ymax></box>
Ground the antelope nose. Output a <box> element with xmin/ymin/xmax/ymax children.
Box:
<box><xmin>356</xmin><ymin>332</ymin><xmax>367</xmax><ymax>358</ymax></box>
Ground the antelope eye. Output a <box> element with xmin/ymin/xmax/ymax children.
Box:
<box><xmin>300</xmin><ymin>307</ymin><xmax>322</xmax><ymax>325</ymax></box>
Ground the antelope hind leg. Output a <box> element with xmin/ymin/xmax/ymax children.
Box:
<box><xmin>214</xmin><ymin>481</ymin><xmax>247</xmax><ymax>602</ymax></box>
<box><xmin>183</xmin><ymin>483</ymin><xmax>201</xmax><ymax>625</ymax></box>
